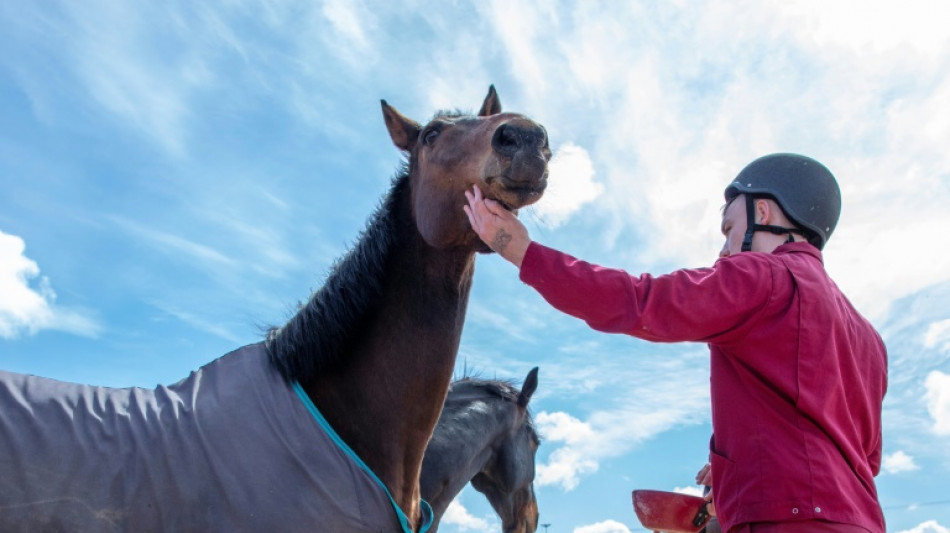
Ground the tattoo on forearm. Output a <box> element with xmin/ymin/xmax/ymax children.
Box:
<box><xmin>492</xmin><ymin>229</ymin><xmax>513</xmax><ymax>253</ymax></box>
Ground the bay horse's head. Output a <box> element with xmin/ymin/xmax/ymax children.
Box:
<box><xmin>381</xmin><ymin>85</ymin><xmax>550</xmax><ymax>250</ymax></box>
<box><xmin>471</xmin><ymin>367</ymin><xmax>541</xmax><ymax>533</ymax></box>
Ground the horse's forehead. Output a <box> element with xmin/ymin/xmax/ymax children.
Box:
<box><xmin>423</xmin><ymin>111</ymin><xmax>531</xmax><ymax>130</ymax></box>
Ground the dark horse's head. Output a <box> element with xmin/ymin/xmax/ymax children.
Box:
<box><xmin>429</xmin><ymin>367</ymin><xmax>540</xmax><ymax>533</ymax></box>
<box><xmin>381</xmin><ymin>85</ymin><xmax>551</xmax><ymax>251</ymax></box>
<box><xmin>469</xmin><ymin>367</ymin><xmax>540</xmax><ymax>533</ymax></box>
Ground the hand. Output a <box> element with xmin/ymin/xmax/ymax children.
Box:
<box><xmin>696</xmin><ymin>463</ymin><xmax>716</xmax><ymax>518</ymax></box>
<box><xmin>704</xmin><ymin>492</ymin><xmax>717</xmax><ymax>518</ymax></box>
<box><xmin>695</xmin><ymin>463</ymin><xmax>712</xmax><ymax>486</ymax></box>
<box><xmin>463</xmin><ymin>185</ymin><xmax>531</xmax><ymax>267</ymax></box>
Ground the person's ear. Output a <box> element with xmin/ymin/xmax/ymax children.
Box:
<box><xmin>754</xmin><ymin>198</ymin><xmax>772</xmax><ymax>225</ymax></box>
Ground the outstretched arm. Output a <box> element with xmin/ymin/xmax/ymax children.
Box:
<box><xmin>463</xmin><ymin>185</ymin><xmax>532</xmax><ymax>268</ymax></box>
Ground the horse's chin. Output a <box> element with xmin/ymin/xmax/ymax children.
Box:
<box><xmin>487</xmin><ymin>180</ymin><xmax>547</xmax><ymax>211</ymax></box>
<box><xmin>475</xmin><ymin>241</ymin><xmax>495</xmax><ymax>254</ymax></box>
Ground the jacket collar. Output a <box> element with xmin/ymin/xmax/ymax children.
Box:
<box><xmin>773</xmin><ymin>241</ymin><xmax>823</xmax><ymax>264</ymax></box>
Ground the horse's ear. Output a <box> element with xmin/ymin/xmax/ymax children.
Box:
<box><xmin>478</xmin><ymin>85</ymin><xmax>502</xmax><ymax>117</ymax></box>
<box><xmin>518</xmin><ymin>367</ymin><xmax>539</xmax><ymax>407</ymax></box>
<box><xmin>381</xmin><ymin>99</ymin><xmax>421</xmax><ymax>152</ymax></box>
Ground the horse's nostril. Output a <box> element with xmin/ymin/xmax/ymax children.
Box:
<box><xmin>492</xmin><ymin>123</ymin><xmax>546</xmax><ymax>157</ymax></box>
<box><xmin>492</xmin><ymin>124</ymin><xmax>519</xmax><ymax>156</ymax></box>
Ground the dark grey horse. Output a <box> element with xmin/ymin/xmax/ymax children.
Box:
<box><xmin>422</xmin><ymin>368</ymin><xmax>540</xmax><ymax>533</ymax></box>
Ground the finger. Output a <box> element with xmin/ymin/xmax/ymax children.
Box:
<box><xmin>696</xmin><ymin>464</ymin><xmax>711</xmax><ymax>482</ymax></box>
<box><xmin>463</xmin><ymin>205</ymin><xmax>479</xmax><ymax>231</ymax></box>
<box><xmin>473</xmin><ymin>185</ymin><xmax>484</xmax><ymax>202</ymax></box>
<box><xmin>484</xmin><ymin>198</ymin><xmax>510</xmax><ymax>217</ymax></box>
<box><xmin>466</xmin><ymin>189</ymin><xmax>490</xmax><ymax>220</ymax></box>
<box><xmin>473</xmin><ymin>195</ymin><xmax>493</xmax><ymax>217</ymax></box>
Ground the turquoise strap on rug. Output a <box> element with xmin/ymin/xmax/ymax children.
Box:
<box><xmin>292</xmin><ymin>382</ymin><xmax>434</xmax><ymax>533</ymax></box>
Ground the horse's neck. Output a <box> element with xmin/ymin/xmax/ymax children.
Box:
<box><xmin>310</xmin><ymin>231</ymin><xmax>476</xmax><ymax>529</ymax></box>
<box><xmin>422</xmin><ymin>403</ymin><xmax>501</xmax><ymax>517</ymax></box>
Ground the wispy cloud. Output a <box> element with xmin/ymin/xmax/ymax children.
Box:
<box><xmin>925</xmin><ymin>371</ymin><xmax>950</xmax><ymax>435</ymax></box>
<box><xmin>108</xmin><ymin>215</ymin><xmax>236</xmax><ymax>270</ymax></box>
<box><xmin>923</xmin><ymin>320</ymin><xmax>950</xmax><ymax>352</ymax></box>
<box><xmin>319</xmin><ymin>0</ymin><xmax>377</xmax><ymax>71</ymax></box>
<box><xmin>60</xmin><ymin>2</ymin><xmax>199</xmax><ymax>156</ymax></box>
<box><xmin>479</xmin><ymin>0</ymin><xmax>552</xmax><ymax>106</ymax></box>
<box><xmin>0</xmin><ymin>230</ymin><xmax>101</xmax><ymax>339</ymax></box>
<box><xmin>535</xmin><ymin>350</ymin><xmax>710</xmax><ymax>490</ymax></box>
<box><xmin>466</xmin><ymin>304</ymin><xmax>538</xmax><ymax>344</ymax></box>
<box><xmin>777</xmin><ymin>0</ymin><xmax>950</xmax><ymax>53</ymax></box>
<box><xmin>460</xmin><ymin>0</ymin><xmax>950</xmax><ymax>325</ymax></box>
<box><xmin>149</xmin><ymin>302</ymin><xmax>242</xmax><ymax>344</ymax></box>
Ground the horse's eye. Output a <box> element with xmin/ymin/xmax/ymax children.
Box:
<box><xmin>423</xmin><ymin>128</ymin><xmax>440</xmax><ymax>145</ymax></box>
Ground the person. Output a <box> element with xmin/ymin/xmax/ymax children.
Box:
<box><xmin>463</xmin><ymin>153</ymin><xmax>887</xmax><ymax>533</ymax></box>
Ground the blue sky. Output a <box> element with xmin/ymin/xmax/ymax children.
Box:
<box><xmin>2</xmin><ymin>2</ymin><xmax>949</xmax><ymax>532</ymax></box>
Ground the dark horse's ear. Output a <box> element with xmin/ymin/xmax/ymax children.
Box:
<box><xmin>381</xmin><ymin>99</ymin><xmax>421</xmax><ymax>152</ymax></box>
<box><xmin>478</xmin><ymin>85</ymin><xmax>502</xmax><ymax>117</ymax></box>
<box><xmin>518</xmin><ymin>366</ymin><xmax>539</xmax><ymax>407</ymax></box>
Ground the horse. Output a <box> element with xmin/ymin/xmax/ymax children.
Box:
<box><xmin>0</xmin><ymin>86</ymin><xmax>551</xmax><ymax>533</ymax></box>
<box><xmin>422</xmin><ymin>367</ymin><xmax>541</xmax><ymax>533</ymax></box>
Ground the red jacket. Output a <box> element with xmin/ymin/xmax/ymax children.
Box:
<box><xmin>520</xmin><ymin>241</ymin><xmax>887</xmax><ymax>533</ymax></box>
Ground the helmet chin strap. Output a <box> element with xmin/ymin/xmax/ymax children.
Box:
<box><xmin>740</xmin><ymin>195</ymin><xmax>805</xmax><ymax>252</ymax></box>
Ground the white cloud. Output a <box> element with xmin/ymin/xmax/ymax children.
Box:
<box><xmin>882</xmin><ymin>450</ymin><xmax>920</xmax><ymax>474</ymax></box>
<box><xmin>535</xmin><ymin>353</ymin><xmax>710</xmax><ymax>491</ymax></box>
<box><xmin>573</xmin><ymin>519</ymin><xmax>632</xmax><ymax>533</ymax></box>
<box><xmin>0</xmin><ymin>230</ymin><xmax>100</xmax><ymax>339</ymax></box>
<box><xmin>108</xmin><ymin>215</ymin><xmax>235</xmax><ymax>270</ymax></box>
<box><xmin>479</xmin><ymin>0</ymin><xmax>554</xmax><ymax>106</ymax></box>
<box><xmin>442</xmin><ymin>499</ymin><xmax>492</xmax><ymax>532</ymax></box>
<box><xmin>60</xmin><ymin>2</ymin><xmax>197</xmax><ymax>156</ymax></box>
<box><xmin>923</xmin><ymin>319</ymin><xmax>950</xmax><ymax>352</ymax></box>
<box><xmin>777</xmin><ymin>0</ymin><xmax>950</xmax><ymax>54</ymax></box>
<box><xmin>535</xmin><ymin>411</ymin><xmax>600</xmax><ymax>490</ymax></box>
<box><xmin>458</xmin><ymin>0</ymin><xmax>950</xmax><ymax>324</ymax></box>
<box><xmin>673</xmin><ymin>485</ymin><xmax>704</xmax><ymax>497</ymax></box>
<box><xmin>465</xmin><ymin>305</ymin><xmax>535</xmax><ymax>343</ymax></box>
<box><xmin>534</xmin><ymin>143</ymin><xmax>603</xmax><ymax>228</ymax></box>
<box><xmin>150</xmin><ymin>302</ymin><xmax>241</xmax><ymax>343</ymax></box>
<box><xmin>925</xmin><ymin>371</ymin><xmax>950</xmax><ymax>435</ymax></box>
<box><xmin>319</xmin><ymin>0</ymin><xmax>378</xmax><ymax>70</ymax></box>
<box><xmin>897</xmin><ymin>520</ymin><xmax>950</xmax><ymax>533</ymax></box>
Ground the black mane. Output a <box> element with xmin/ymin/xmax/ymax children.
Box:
<box><xmin>265</xmin><ymin>171</ymin><xmax>411</xmax><ymax>383</ymax></box>
<box><xmin>444</xmin><ymin>377</ymin><xmax>540</xmax><ymax>443</ymax></box>
<box><xmin>446</xmin><ymin>377</ymin><xmax>520</xmax><ymax>404</ymax></box>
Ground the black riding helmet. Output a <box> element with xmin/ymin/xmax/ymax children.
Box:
<box><xmin>724</xmin><ymin>153</ymin><xmax>841</xmax><ymax>251</ymax></box>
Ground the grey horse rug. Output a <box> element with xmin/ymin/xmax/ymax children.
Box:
<box><xmin>0</xmin><ymin>343</ymin><xmax>433</xmax><ymax>533</ymax></box>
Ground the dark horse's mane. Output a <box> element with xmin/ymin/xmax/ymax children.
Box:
<box><xmin>444</xmin><ymin>377</ymin><xmax>541</xmax><ymax>443</ymax></box>
<box><xmin>265</xmin><ymin>169</ymin><xmax>411</xmax><ymax>384</ymax></box>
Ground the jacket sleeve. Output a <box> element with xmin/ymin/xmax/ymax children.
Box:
<box><xmin>518</xmin><ymin>241</ymin><xmax>775</xmax><ymax>344</ymax></box>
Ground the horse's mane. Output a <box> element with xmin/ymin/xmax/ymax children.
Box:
<box><xmin>433</xmin><ymin>109</ymin><xmax>470</xmax><ymax>120</ymax></box>
<box><xmin>265</xmin><ymin>170</ymin><xmax>411</xmax><ymax>384</ymax></box>
<box><xmin>444</xmin><ymin>377</ymin><xmax>541</xmax><ymax>443</ymax></box>
<box><xmin>447</xmin><ymin>377</ymin><xmax>520</xmax><ymax>404</ymax></box>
